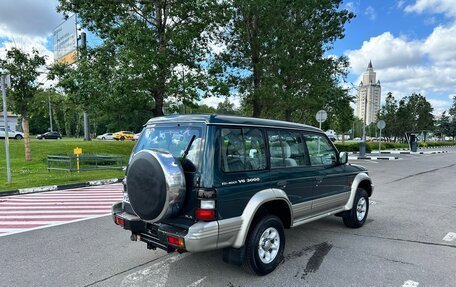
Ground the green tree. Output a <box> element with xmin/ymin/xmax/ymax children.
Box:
<box><xmin>221</xmin><ymin>0</ymin><xmax>354</xmax><ymax>120</ymax></box>
<box><xmin>435</xmin><ymin>111</ymin><xmax>450</xmax><ymax>140</ymax></box>
<box><xmin>0</xmin><ymin>48</ymin><xmax>46</xmax><ymax>161</ymax></box>
<box><xmin>378</xmin><ymin>92</ymin><xmax>399</xmax><ymax>141</ymax></box>
<box><xmin>58</xmin><ymin>0</ymin><xmax>227</xmax><ymax>117</ymax></box>
<box><xmin>216</xmin><ymin>97</ymin><xmax>237</xmax><ymax>115</ymax></box>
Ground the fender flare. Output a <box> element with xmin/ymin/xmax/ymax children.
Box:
<box><xmin>344</xmin><ymin>172</ymin><xmax>372</xmax><ymax>210</ymax></box>
<box><xmin>232</xmin><ymin>188</ymin><xmax>293</xmax><ymax>248</ymax></box>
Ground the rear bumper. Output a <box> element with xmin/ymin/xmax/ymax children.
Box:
<box><xmin>111</xmin><ymin>202</ymin><xmax>219</xmax><ymax>253</ymax></box>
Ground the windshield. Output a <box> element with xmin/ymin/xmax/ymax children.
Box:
<box><xmin>134</xmin><ymin>124</ymin><xmax>203</xmax><ymax>167</ymax></box>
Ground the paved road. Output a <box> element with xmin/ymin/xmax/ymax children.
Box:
<box><xmin>1</xmin><ymin>150</ymin><xmax>455</xmax><ymax>287</ymax></box>
<box><xmin>0</xmin><ymin>184</ymin><xmax>122</xmax><ymax>236</ymax></box>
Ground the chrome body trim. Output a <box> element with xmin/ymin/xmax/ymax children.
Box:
<box><xmin>217</xmin><ymin>216</ymin><xmax>243</xmax><ymax>249</ymax></box>
<box><xmin>311</xmin><ymin>192</ymin><xmax>349</xmax><ymax>213</ymax></box>
<box><xmin>184</xmin><ymin>221</ymin><xmax>219</xmax><ymax>252</ymax></box>
<box><xmin>231</xmin><ymin>188</ymin><xmax>292</xmax><ymax>248</ymax></box>
<box><xmin>344</xmin><ymin>172</ymin><xmax>373</xmax><ymax>210</ymax></box>
<box><xmin>292</xmin><ymin>207</ymin><xmax>345</xmax><ymax>227</ymax></box>
<box><xmin>291</xmin><ymin>201</ymin><xmax>312</xmax><ymax>220</ymax></box>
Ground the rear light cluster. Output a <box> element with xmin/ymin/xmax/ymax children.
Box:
<box><xmin>195</xmin><ymin>189</ymin><xmax>217</xmax><ymax>221</ymax></box>
<box><xmin>167</xmin><ymin>235</ymin><xmax>185</xmax><ymax>248</ymax></box>
<box><xmin>115</xmin><ymin>216</ymin><xmax>124</xmax><ymax>226</ymax></box>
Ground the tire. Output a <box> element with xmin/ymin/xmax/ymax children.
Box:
<box><xmin>101</xmin><ymin>137</ymin><xmax>105</xmax><ymax>140</ymax></box>
<box><xmin>243</xmin><ymin>215</ymin><xmax>285</xmax><ymax>276</ymax></box>
<box><xmin>15</xmin><ymin>134</ymin><xmax>23</xmax><ymax>140</ymax></box>
<box><xmin>120</xmin><ymin>136</ymin><xmax>125</xmax><ymax>141</ymax></box>
<box><xmin>342</xmin><ymin>188</ymin><xmax>369</xmax><ymax>228</ymax></box>
<box><xmin>126</xmin><ymin>150</ymin><xmax>186</xmax><ymax>222</ymax></box>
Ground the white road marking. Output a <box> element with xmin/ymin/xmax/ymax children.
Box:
<box><xmin>0</xmin><ymin>214</ymin><xmax>110</xmax><ymax>237</ymax></box>
<box><xmin>403</xmin><ymin>280</ymin><xmax>419</xmax><ymax>287</ymax></box>
<box><xmin>121</xmin><ymin>254</ymin><xmax>187</xmax><ymax>287</ymax></box>
<box><xmin>442</xmin><ymin>232</ymin><xmax>456</xmax><ymax>242</ymax></box>
<box><xmin>0</xmin><ymin>184</ymin><xmax>122</xmax><ymax>236</ymax></box>
<box><xmin>186</xmin><ymin>276</ymin><xmax>207</xmax><ymax>287</ymax></box>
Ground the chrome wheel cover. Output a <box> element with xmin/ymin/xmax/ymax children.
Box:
<box><xmin>258</xmin><ymin>227</ymin><xmax>280</xmax><ymax>264</ymax></box>
<box><xmin>356</xmin><ymin>197</ymin><xmax>367</xmax><ymax>221</ymax></box>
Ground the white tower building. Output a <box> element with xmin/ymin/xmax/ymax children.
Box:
<box><xmin>356</xmin><ymin>61</ymin><xmax>381</xmax><ymax>125</ymax></box>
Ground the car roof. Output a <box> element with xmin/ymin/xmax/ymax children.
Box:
<box><xmin>146</xmin><ymin>114</ymin><xmax>320</xmax><ymax>132</ymax></box>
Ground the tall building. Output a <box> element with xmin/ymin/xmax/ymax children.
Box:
<box><xmin>356</xmin><ymin>61</ymin><xmax>381</xmax><ymax>125</ymax></box>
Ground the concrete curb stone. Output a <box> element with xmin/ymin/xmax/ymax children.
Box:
<box><xmin>0</xmin><ymin>178</ymin><xmax>123</xmax><ymax>197</ymax></box>
<box><xmin>348</xmin><ymin>156</ymin><xmax>400</xmax><ymax>160</ymax></box>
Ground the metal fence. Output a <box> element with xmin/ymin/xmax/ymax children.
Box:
<box><xmin>47</xmin><ymin>155</ymin><xmax>124</xmax><ymax>173</ymax></box>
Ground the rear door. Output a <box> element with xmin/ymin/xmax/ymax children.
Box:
<box><xmin>267</xmin><ymin>129</ymin><xmax>317</xmax><ymax>219</ymax></box>
<box><xmin>303</xmin><ymin>133</ymin><xmax>349</xmax><ymax>213</ymax></box>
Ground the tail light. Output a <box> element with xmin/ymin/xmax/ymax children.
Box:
<box><xmin>195</xmin><ymin>189</ymin><xmax>217</xmax><ymax>221</ymax></box>
<box><xmin>115</xmin><ymin>216</ymin><xmax>124</xmax><ymax>226</ymax></box>
<box><xmin>167</xmin><ymin>235</ymin><xmax>185</xmax><ymax>248</ymax></box>
<box><xmin>195</xmin><ymin>208</ymin><xmax>216</xmax><ymax>221</ymax></box>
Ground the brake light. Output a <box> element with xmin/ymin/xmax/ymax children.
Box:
<box><xmin>196</xmin><ymin>189</ymin><xmax>217</xmax><ymax>221</ymax></box>
<box><xmin>167</xmin><ymin>235</ymin><xmax>185</xmax><ymax>247</ymax></box>
<box><xmin>195</xmin><ymin>209</ymin><xmax>216</xmax><ymax>221</ymax></box>
<box><xmin>115</xmin><ymin>216</ymin><xmax>124</xmax><ymax>226</ymax></box>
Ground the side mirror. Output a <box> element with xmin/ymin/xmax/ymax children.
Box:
<box><xmin>339</xmin><ymin>152</ymin><xmax>348</xmax><ymax>165</ymax></box>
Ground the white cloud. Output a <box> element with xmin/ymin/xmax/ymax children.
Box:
<box><xmin>423</xmin><ymin>24</ymin><xmax>456</xmax><ymax>61</ymax></box>
<box><xmin>405</xmin><ymin>0</ymin><xmax>456</xmax><ymax>18</ymax></box>
<box><xmin>345</xmin><ymin>2</ymin><xmax>358</xmax><ymax>13</ymax></box>
<box><xmin>0</xmin><ymin>0</ymin><xmax>64</xmax><ymax>88</ymax></box>
<box><xmin>345</xmin><ymin>22</ymin><xmax>456</xmax><ymax>113</ymax></box>
<box><xmin>0</xmin><ymin>0</ymin><xmax>62</xmax><ymax>37</ymax></box>
<box><xmin>346</xmin><ymin>32</ymin><xmax>422</xmax><ymax>73</ymax></box>
<box><xmin>364</xmin><ymin>6</ymin><xmax>377</xmax><ymax>21</ymax></box>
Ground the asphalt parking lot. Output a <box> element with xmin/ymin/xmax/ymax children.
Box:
<box><xmin>0</xmin><ymin>149</ymin><xmax>455</xmax><ymax>287</ymax></box>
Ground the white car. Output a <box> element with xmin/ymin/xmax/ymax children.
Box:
<box><xmin>96</xmin><ymin>133</ymin><xmax>114</xmax><ymax>140</ymax></box>
<box><xmin>0</xmin><ymin>127</ymin><xmax>24</xmax><ymax>140</ymax></box>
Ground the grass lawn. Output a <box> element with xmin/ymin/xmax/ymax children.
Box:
<box><xmin>0</xmin><ymin>138</ymin><xmax>135</xmax><ymax>191</ymax></box>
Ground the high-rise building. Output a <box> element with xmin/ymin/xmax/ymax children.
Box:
<box><xmin>356</xmin><ymin>61</ymin><xmax>381</xmax><ymax>125</ymax></box>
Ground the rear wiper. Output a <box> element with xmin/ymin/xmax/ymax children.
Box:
<box><xmin>182</xmin><ymin>135</ymin><xmax>196</xmax><ymax>160</ymax></box>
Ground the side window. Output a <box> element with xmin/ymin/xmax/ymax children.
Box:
<box><xmin>304</xmin><ymin>134</ymin><xmax>337</xmax><ymax>166</ymax></box>
<box><xmin>268</xmin><ymin>130</ymin><xmax>307</xmax><ymax>168</ymax></box>
<box><xmin>268</xmin><ymin>130</ymin><xmax>284</xmax><ymax>168</ymax></box>
<box><xmin>221</xmin><ymin>128</ymin><xmax>266</xmax><ymax>172</ymax></box>
<box><xmin>244</xmin><ymin>128</ymin><xmax>267</xmax><ymax>170</ymax></box>
<box><xmin>281</xmin><ymin>131</ymin><xmax>307</xmax><ymax>167</ymax></box>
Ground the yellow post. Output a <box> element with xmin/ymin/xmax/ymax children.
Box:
<box><xmin>73</xmin><ymin>147</ymin><xmax>83</xmax><ymax>173</ymax></box>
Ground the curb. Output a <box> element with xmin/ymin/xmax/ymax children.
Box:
<box><xmin>349</xmin><ymin>156</ymin><xmax>399</xmax><ymax>160</ymax></box>
<box><xmin>372</xmin><ymin>150</ymin><xmax>448</xmax><ymax>155</ymax></box>
<box><xmin>0</xmin><ymin>178</ymin><xmax>123</xmax><ymax>197</ymax></box>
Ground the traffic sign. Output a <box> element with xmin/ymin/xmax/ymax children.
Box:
<box><xmin>315</xmin><ymin>110</ymin><xmax>327</xmax><ymax>123</ymax></box>
<box><xmin>377</xmin><ymin>120</ymin><xmax>386</xmax><ymax>130</ymax></box>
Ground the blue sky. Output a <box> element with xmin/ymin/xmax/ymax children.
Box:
<box><xmin>1</xmin><ymin>0</ymin><xmax>455</xmax><ymax>114</ymax></box>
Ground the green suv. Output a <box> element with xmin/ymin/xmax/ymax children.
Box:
<box><xmin>112</xmin><ymin>114</ymin><xmax>373</xmax><ymax>275</ymax></box>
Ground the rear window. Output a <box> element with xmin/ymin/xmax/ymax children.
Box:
<box><xmin>134</xmin><ymin>125</ymin><xmax>203</xmax><ymax>167</ymax></box>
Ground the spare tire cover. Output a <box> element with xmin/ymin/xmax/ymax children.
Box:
<box><xmin>126</xmin><ymin>149</ymin><xmax>186</xmax><ymax>222</ymax></box>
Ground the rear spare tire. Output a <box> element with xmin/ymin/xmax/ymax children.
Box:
<box><xmin>126</xmin><ymin>150</ymin><xmax>186</xmax><ymax>222</ymax></box>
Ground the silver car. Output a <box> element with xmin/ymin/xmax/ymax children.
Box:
<box><xmin>0</xmin><ymin>127</ymin><xmax>24</xmax><ymax>140</ymax></box>
<box><xmin>96</xmin><ymin>133</ymin><xmax>114</xmax><ymax>140</ymax></box>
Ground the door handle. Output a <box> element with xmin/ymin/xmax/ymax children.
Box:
<box><xmin>277</xmin><ymin>180</ymin><xmax>287</xmax><ymax>188</ymax></box>
<box><xmin>315</xmin><ymin>176</ymin><xmax>323</xmax><ymax>184</ymax></box>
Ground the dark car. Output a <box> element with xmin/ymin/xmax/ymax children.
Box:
<box><xmin>112</xmin><ymin>114</ymin><xmax>373</xmax><ymax>275</ymax></box>
<box><xmin>36</xmin><ymin>131</ymin><xmax>62</xmax><ymax>140</ymax></box>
